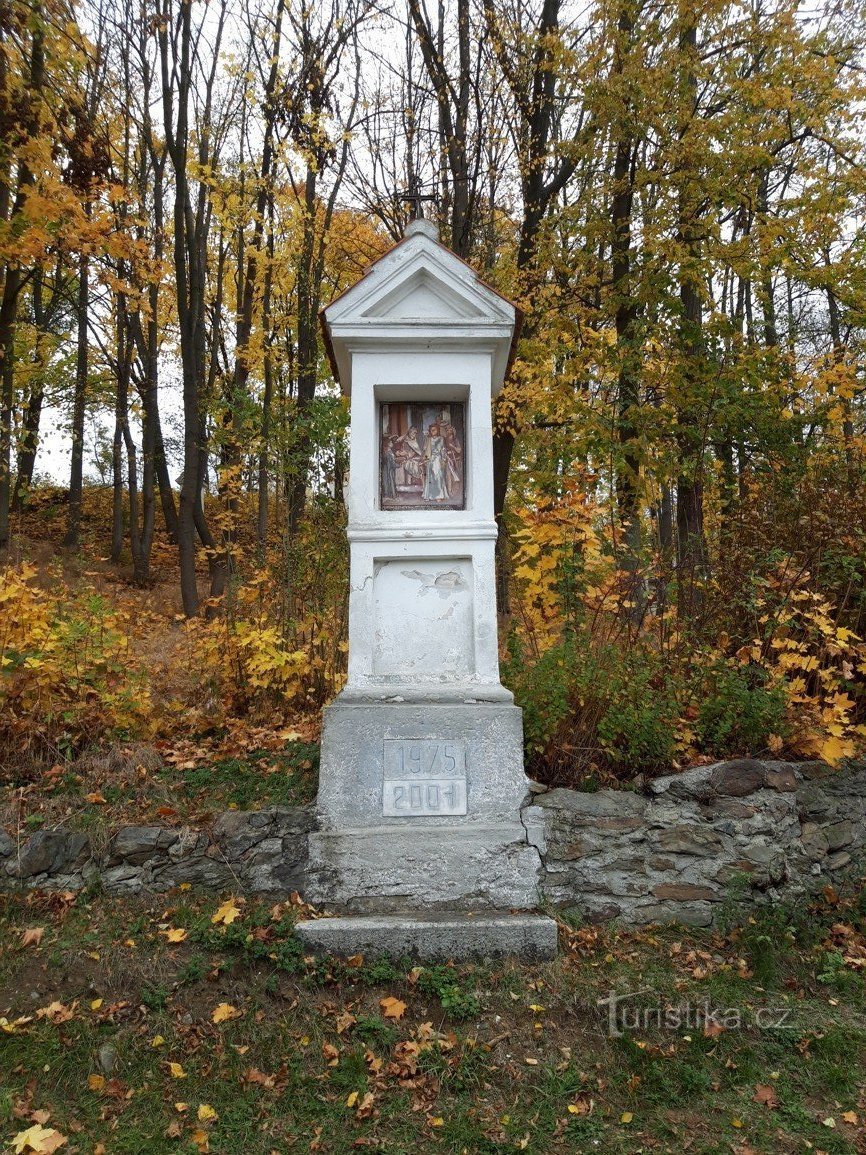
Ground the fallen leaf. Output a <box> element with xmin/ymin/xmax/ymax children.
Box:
<box><xmin>822</xmin><ymin>1117</ymin><xmax>836</xmax><ymax>1128</ymax></box>
<box><xmin>87</xmin><ymin>1074</ymin><xmax>105</xmax><ymax>1092</ymax></box>
<box><xmin>335</xmin><ymin>1010</ymin><xmax>356</xmax><ymax>1034</ymax></box>
<box><xmin>356</xmin><ymin>1092</ymin><xmax>376</xmax><ymax>1119</ymax></box>
<box><xmin>322</xmin><ymin>1043</ymin><xmax>339</xmax><ymax>1067</ymax></box>
<box><xmin>89</xmin><ymin>999</ymin><xmax>103</xmax><ymax>1011</ymax></box>
<box><xmin>35</xmin><ymin>1002</ymin><xmax>74</xmax><ymax>1025</ymax></box>
<box><xmin>151</xmin><ymin>1035</ymin><xmax>165</xmax><ymax>1047</ymax></box>
<box><xmin>20</xmin><ymin>928</ymin><xmax>45</xmax><ymax>948</ymax></box>
<box><xmin>211</xmin><ymin>898</ymin><xmax>242</xmax><ymax>926</ymax></box>
<box><xmin>620</xmin><ymin>1112</ymin><xmax>633</xmax><ymax>1124</ymax></box>
<box><xmin>212</xmin><ymin>1003</ymin><xmax>240</xmax><ymax>1024</ymax></box>
<box><xmin>346</xmin><ymin>1091</ymin><xmax>359</xmax><ymax>1108</ymax></box>
<box><xmin>197</xmin><ymin>1104</ymin><xmax>218</xmax><ymax>1123</ymax></box>
<box><xmin>842</xmin><ymin>1111</ymin><xmax>858</xmax><ymax>1124</ymax></box>
<box><xmin>85</xmin><ymin>792</ymin><xmax>107</xmax><ymax>805</ymax></box>
<box><xmin>753</xmin><ymin>1084</ymin><xmax>779</xmax><ymax>1109</ymax></box>
<box><xmin>163</xmin><ymin>928</ymin><xmax>187</xmax><ymax>943</ymax></box>
<box><xmin>379</xmin><ymin>997</ymin><xmax>406</xmax><ymax>1021</ymax></box>
<box><xmin>191</xmin><ymin>1128</ymin><xmax>209</xmax><ymax>1153</ymax></box>
<box><xmin>168</xmin><ymin>1062</ymin><xmax>187</xmax><ymax>1079</ymax></box>
<box><xmin>11</xmin><ymin>1125</ymin><xmax>67</xmax><ymax>1153</ymax></box>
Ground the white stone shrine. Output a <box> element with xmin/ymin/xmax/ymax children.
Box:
<box><xmin>296</xmin><ymin>218</ymin><xmax>556</xmax><ymax>959</ymax></box>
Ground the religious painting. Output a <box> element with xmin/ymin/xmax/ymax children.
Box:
<box><xmin>379</xmin><ymin>401</ymin><xmax>466</xmax><ymax>510</ymax></box>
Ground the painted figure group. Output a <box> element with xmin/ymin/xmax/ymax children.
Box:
<box><xmin>381</xmin><ymin>420</ymin><xmax>463</xmax><ymax>503</ymax></box>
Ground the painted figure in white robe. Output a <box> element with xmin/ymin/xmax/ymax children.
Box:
<box><xmin>423</xmin><ymin>423</ymin><xmax>449</xmax><ymax>500</ymax></box>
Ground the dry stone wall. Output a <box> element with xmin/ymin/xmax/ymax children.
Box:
<box><xmin>524</xmin><ymin>759</ymin><xmax>866</xmax><ymax>925</ymax></box>
<box><xmin>1</xmin><ymin>760</ymin><xmax>863</xmax><ymax>927</ymax></box>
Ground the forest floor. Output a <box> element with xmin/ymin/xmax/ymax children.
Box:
<box><xmin>1</xmin><ymin>884</ymin><xmax>865</xmax><ymax>1154</ymax></box>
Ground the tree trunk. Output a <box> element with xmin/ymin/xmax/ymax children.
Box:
<box><xmin>64</xmin><ymin>250</ymin><xmax>89</xmax><ymax>548</ymax></box>
<box><xmin>610</xmin><ymin>3</ymin><xmax>643</xmax><ymax>620</ymax></box>
<box><xmin>674</xmin><ymin>10</ymin><xmax>706</xmax><ymax>620</ymax></box>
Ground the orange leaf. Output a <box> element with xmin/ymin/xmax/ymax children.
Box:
<box><xmin>379</xmin><ymin>996</ymin><xmax>406</xmax><ymax>1021</ymax></box>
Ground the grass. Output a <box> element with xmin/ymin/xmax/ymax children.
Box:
<box><xmin>0</xmin><ymin>885</ymin><xmax>864</xmax><ymax>1154</ymax></box>
<box><xmin>0</xmin><ymin>740</ymin><xmax>320</xmax><ymax>840</ymax></box>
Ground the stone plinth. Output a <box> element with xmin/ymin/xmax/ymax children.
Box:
<box><xmin>306</xmin><ymin>701</ymin><xmax>541</xmax><ymax>911</ymax></box>
<box><xmin>295</xmin><ymin>911</ymin><xmax>558</xmax><ymax>961</ymax></box>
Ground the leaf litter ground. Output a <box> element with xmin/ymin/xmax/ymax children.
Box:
<box><xmin>1</xmin><ymin>882</ymin><xmax>865</xmax><ymax>1154</ymax></box>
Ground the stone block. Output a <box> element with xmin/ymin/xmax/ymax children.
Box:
<box><xmin>763</xmin><ymin>768</ymin><xmax>797</xmax><ymax>792</ymax></box>
<box><xmin>652</xmin><ymin>883</ymin><xmax>719</xmax><ymax>902</ymax></box>
<box><xmin>533</xmin><ymin>788</ymin><xmax>645</xmax><ymax>819</ymax></box>
<box><xmin>0</xmin><ymin>829</ymin><xmax>14</xmax><ymax>858</ymax></box>
<box><xmin>295</xmin><ymin>911</ymin><xmax>558</xmax><ymax>961</ymax></box>
<box><xmin>634</xmin><ymin>902</ymin><xmax>714</xmax><ymax>927</ymax></box>
<box><xmin>655</xmin><ymin>825</ymin><xmax>723</xmax><ymax>856</ymax></box>
<box><xmin>703</xmin><ymin>799</ymin><xmax>757</xmax><ymax>819</ymax></box>
<box><xmin>108</xmin><ymin>826</ymin><xmax>178</xmax><ymax>866</ymax></box>
<box><xmin>7</xmin><ymin>831</ymin><xmax>89</xmax><ymax>878</ymax></box>
<box><xmin>825</xmin><ymin>821</ymin><xmax>854</xmax><ymax>850</ymax></box>
<box><xmin>800</xmin><ymin>827</ymin><xmax>829</xmax><ymax>860</ymax></box>
<box><xmin>710</xmin><ymin>760</ymin><xmax>764</xmax><ymax>797</ymax></box>
<box><xmin>317</xmin><ymin>702</ymin><xmax>530</xmax><ymax>830</ymax></box>
<box><xmin>311</xmin><ymin>700</ymin><xmax>541</xmax><ymax>911</ymax></box>
<box><xmin>826</xmin><ymin>850</ymin><xmax>852</xmax><ymax>871</ymax></box>
<box><xmin>306</xmin><ymin>826</ymin><xmax>540</xmax><ymax>911</ymax></box>
<box><xmin>650</xmin><ymin>764</ymin><xmax>715</xmax><ymax>802</ymax></box>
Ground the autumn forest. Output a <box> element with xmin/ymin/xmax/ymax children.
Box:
<box><xmin>1</xmin><ymin>0</ymin><xmax>866</xmax><ymax>782</ymax></box>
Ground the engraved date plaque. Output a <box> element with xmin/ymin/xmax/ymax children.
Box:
<box><xmin>382</xmin><ymin>739</ymin><xmax>467</xmax><ymax>816</ymax></box>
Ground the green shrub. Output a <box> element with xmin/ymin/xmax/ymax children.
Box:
<box><xmin>695</xmin><ymin>661</ymin><xmax>788</xmax><ymax>757</ymax></box>
<box><xmin>506</xmin><ymin>631</ymin><xmax>682</xmax><ymax>781</ymax></box>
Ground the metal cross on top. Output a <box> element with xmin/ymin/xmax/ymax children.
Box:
<box><xmin>401</xmin><ymin>190</ymin><xmax>437</xmax><ymax>220</ymax></box>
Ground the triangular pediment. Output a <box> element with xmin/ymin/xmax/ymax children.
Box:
<box><xmin>324</xmin><ymin>227</ymin><xmax>514</xmax><ymax>329</ymax></box>
<box><xmin>360</xmin><ymin>268</ymin><xmax>486</xmax><ymax>321</ymax></box>
<box><xmin>321</xmin><ymin>220</ymin><xmax>520</xmax><ymax>394</ymax></box>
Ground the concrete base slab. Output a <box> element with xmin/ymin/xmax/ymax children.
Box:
<box><xmin>294</xmin><ymin>911</ymin><xmax>558</xmax><ymax>961</ymax></box>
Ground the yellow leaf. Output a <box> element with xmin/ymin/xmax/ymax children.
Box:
<box><xmin>164</xmin><ymin>928</ymin><xmax>188</xmax><ymax>943</ymax></box>
<box><xmin>212</xmin><ymin>1003</ymin><xmax>240</xmax><ymax>1024</ymax></box>
<box><xmin>819</xmin><ymin>735</ymin><xmax>853</xmax><ymax>766</ymax></box>
<box><xmin>169</xmin><ymin>1062</ymin><xmax>187</xmax><ymax>1079</ymax></box>
<box><xmin>379</xmin><ymin>996</ymin><xmax>406</xmax><ymax>1020</ymax></box>
<box><xmin>197</xmin><ymin>1104</ymin><xmax>218</xmax><ymax>1123</ymax></box>
<box><xmin>842</xmin><ymin>1111</ymin><xmax>858</xmax><ymax>1124</ymax></box>
<box><xmin>89</xmin><ymin>999</ymin><xmax>103</xmax><ymax>1011</ymax></box>
<box><xmin>87</xmin><ymin>1074</ymin><xmax>105</xmax><ymax>1091</ymax></box>
<box><xmin>151</xmin><ymin>1035</ymin><xmax>165</xmax><ymax>1047</ymax></box>
<box><xmin>528</xmin><ymin>1004</ymin><xmax>546</xmax><ymax>1013</ymax></box>
<box><xmin>620</xmin><ymin>1112</ymin><xmax>633</xmax><ymax>1124</ymax></box>
<box><xmin>10</xmin><ymin>1125</ymin><xmax>67</xmax><ymax>1153</ymax></box>
<box><xmin>191</xmin><ymin>1128</ymin><xmax>210</xmax><ymax>1152</ymax></box>
<box><xmin>211</xmin><ymin>898</ymin><xmax>242</xmax><ymax>926</ymax></box>
<box><xmin>346</xmin><ymin>1091</ymin><xmax>359</xmax><ymax>1108</ymax></box>
<box><xmin>429</xmin><ymin>1117</ymin><xmax>444</xmax><ymax>1127</ymax></box>
<box><xmin>174</xmin><ymin>1103</ymin><xmax>188</xmax><ymax>1113</ymax></box>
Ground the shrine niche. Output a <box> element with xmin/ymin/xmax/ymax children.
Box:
<box><xmin>379</xmin><ymin>401</ymin><xmax>465</xmax><ymax>510</ymax></box>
